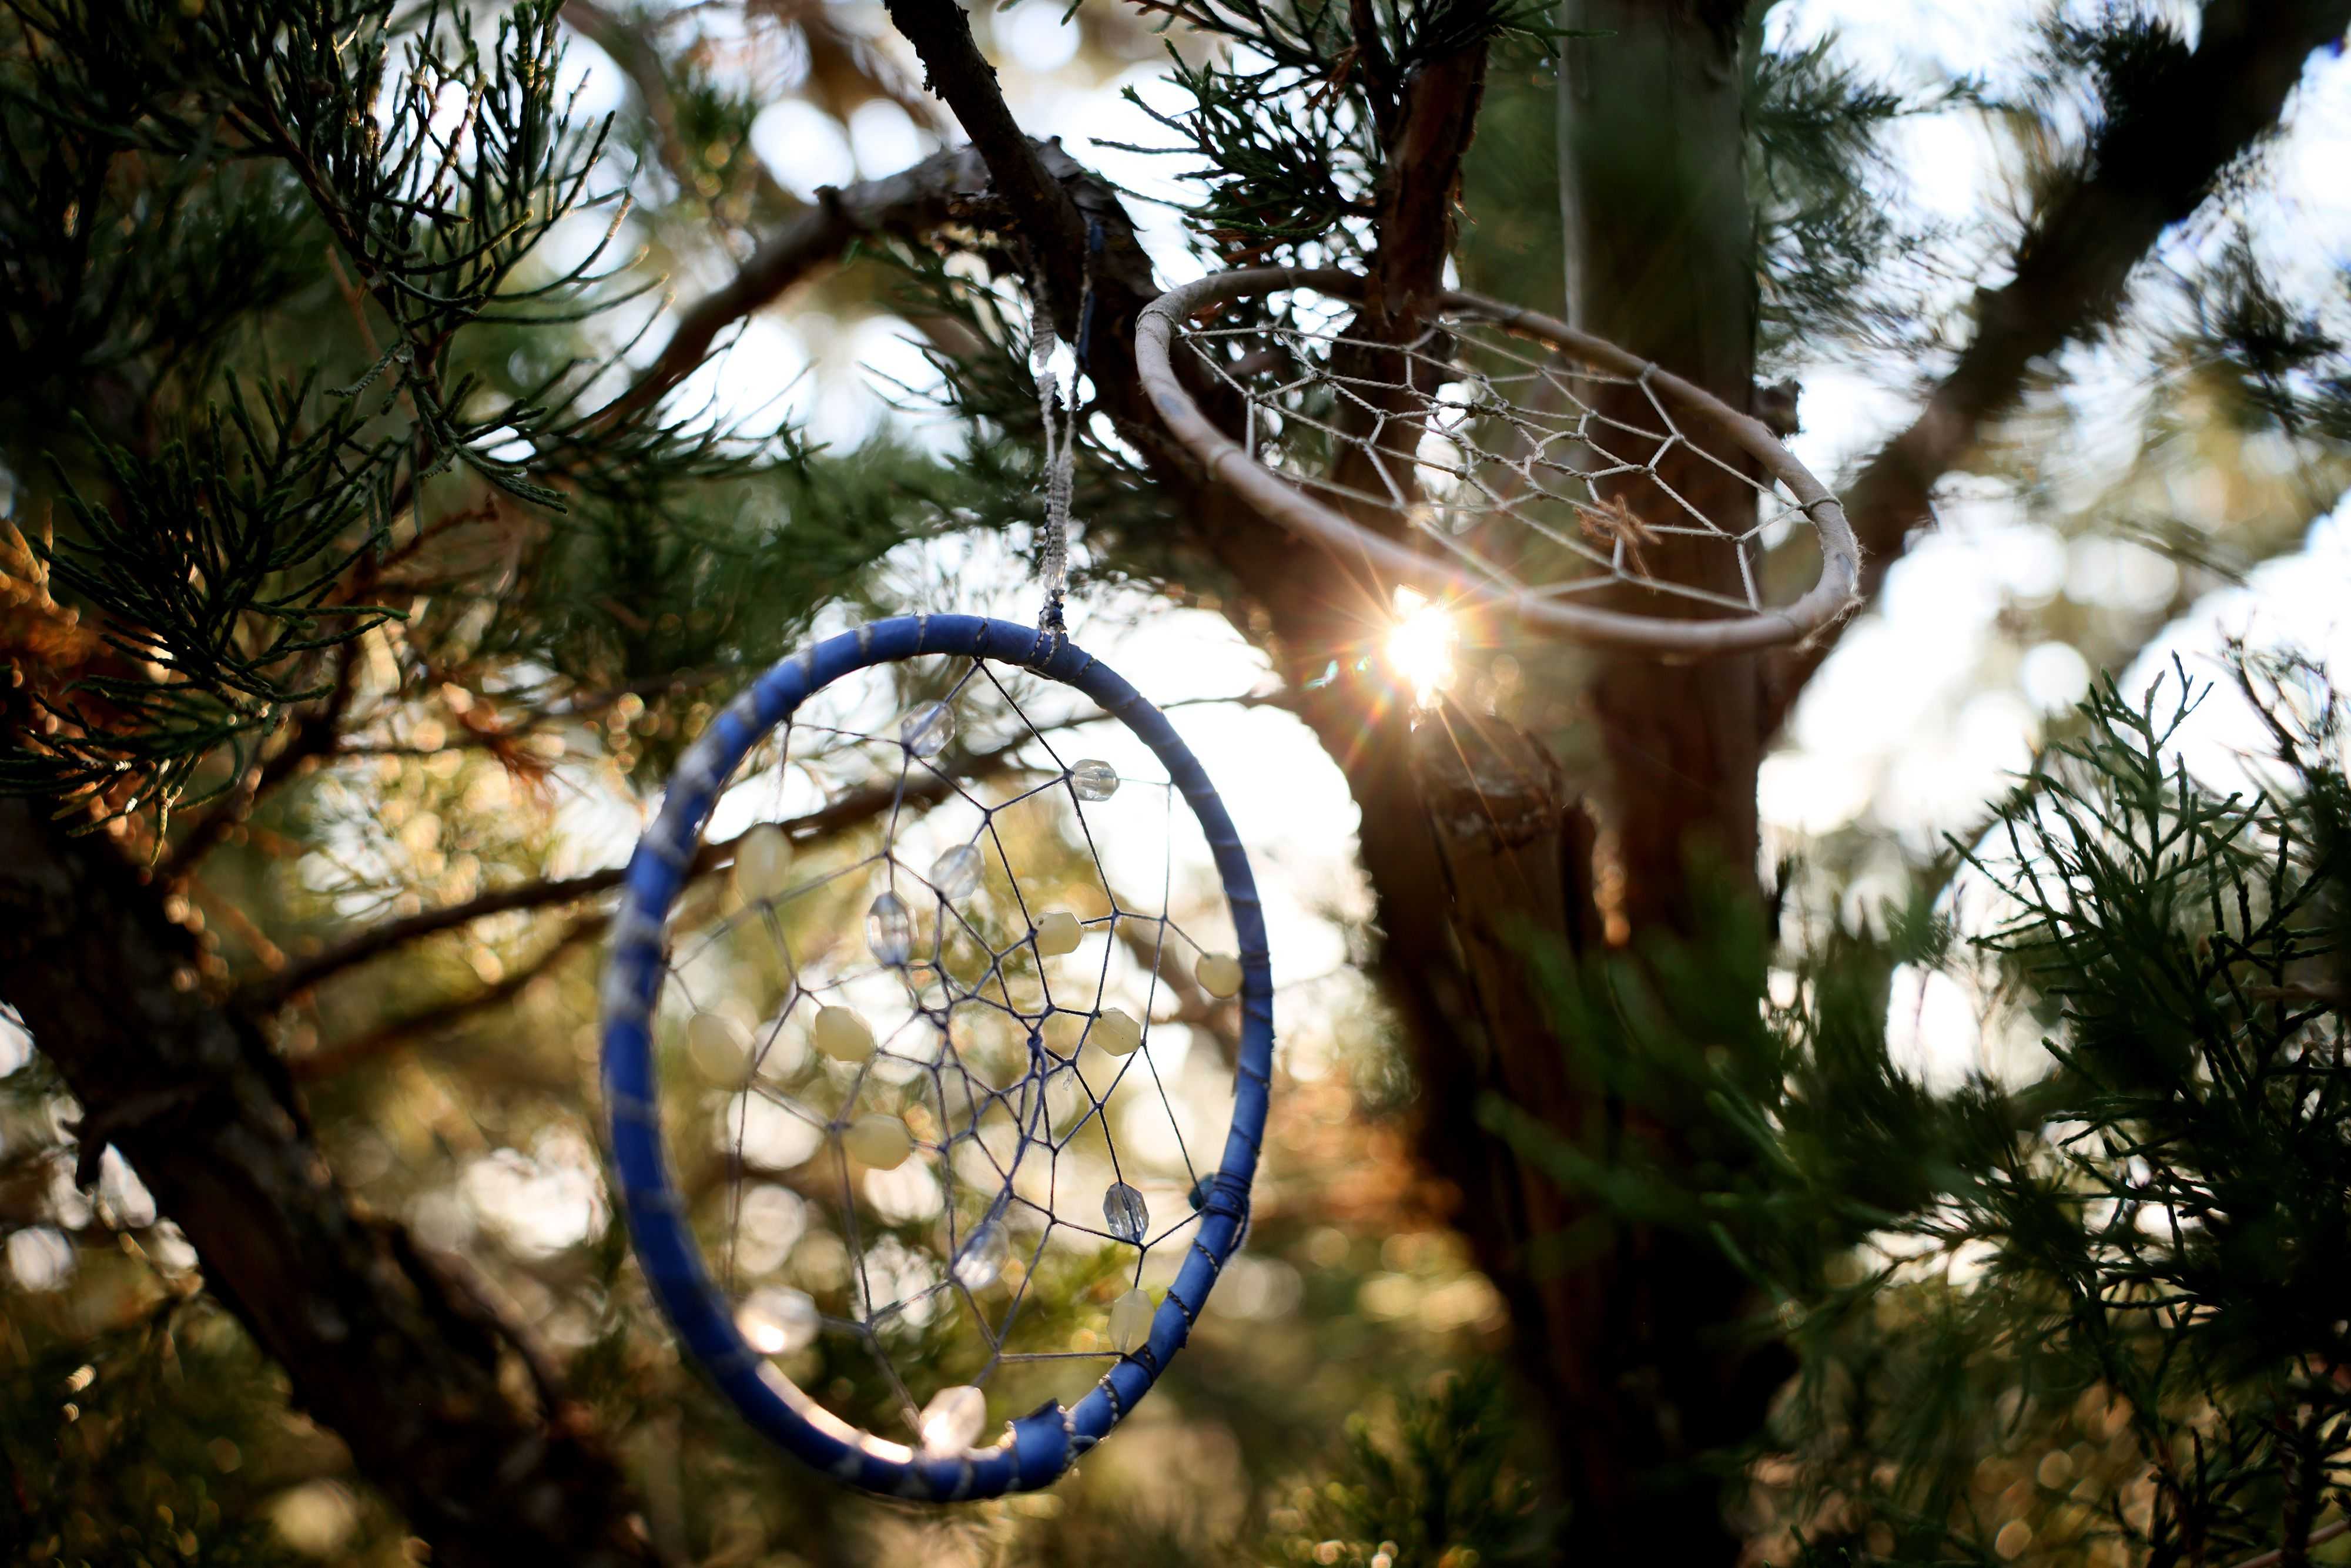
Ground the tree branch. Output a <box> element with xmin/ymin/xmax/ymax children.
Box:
<box><xmin>2229</xmin><ymin>1519</ymin><xmax>2351</xmax><ymax>1568</ymax></box>
<box><xmin>0</xmin><ymin>800</ymin><xmax>657</xmax><ymax>1568</ymax></box>
<box><xmin>243</xmin><ymin>684</ymin><xmax>1295</xmax><ymax>1011</ymax></box>
<box><xmin>252</xmin><ymin>864</ymin><xmax>627</xmax><ymax>1010</ymax></box>
<box><xmin>610</xmin><ymin>143</ymin><xmax>1001</xmax><ymax>421</ymax></box>
<box><xmin>291</xmin><ymin>912</ymin><xmax>611</xmax><ymax>1083</ymax></box>
<box><xmin>1364</xmin><ymin>34</ymin><xmax>1487</xmax><ymax>316</ymax></box>
<box><xmin>878</xmin><ymin>0</ymin><xmax>1093</xmax><ymax>331</ymax></box>
<box><xmin>162</xmin><ymin>634</ymin><xmax>361</xmax><ymax>880</ymax></box>
<box><xmin>1324</xmin><ymin>31</ymin><xmax>1491</xmax><ymax>544</ymax></box>
<box><xmin>242</xmin><ymin>736</ymin><xmax>1041</xmax><ymax>1009</ymax></box>
<box><xmin>1760</xmin><ymin>0</ymin><xmax>2351</xmax><ymax>736</ymax></box>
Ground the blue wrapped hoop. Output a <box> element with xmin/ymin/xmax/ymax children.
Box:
<box><xmin>600</xmin><ymin>615</ymin><xmax>1275</xmax><ymax>1500</ymax></box>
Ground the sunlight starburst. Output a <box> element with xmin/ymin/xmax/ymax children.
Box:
<box><xmin>1385</xmin><ymin>588</ymin><xmax>1459</xmax><ymax>708</ymax></box>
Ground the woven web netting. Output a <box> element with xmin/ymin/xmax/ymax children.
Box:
<box><xmin>651</xmin><ymin>649</ymin><xmax>1247</xmax><ymax>1455</ymax></box>
<box><xmin>1171</xmin><ymin>289</ymin><xmax>1826</xmax><ymax>618</ymax></box>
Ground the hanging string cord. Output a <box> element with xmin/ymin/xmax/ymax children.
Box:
<box><xmin>1033</xmin><ymin>222</ymin><xmax>1103</xmax><ymax>636</ymax></box>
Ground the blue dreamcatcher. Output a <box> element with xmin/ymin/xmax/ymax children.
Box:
<box><xmin>599</xmin><ymin>300</ymin><xmax>1273</xmax><ymax>1500</ymax></box>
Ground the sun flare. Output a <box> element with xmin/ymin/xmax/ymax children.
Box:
<box><xmin>1385</xmin><ymin>588</ymin><xmax>1459</xmax><ymax>708</ymax></box>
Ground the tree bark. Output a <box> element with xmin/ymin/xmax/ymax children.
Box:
<box><xmin>0</xmin><ymin>800</ymin><xmax>658</xmax><ymax>1568</ymax></box>
<box><xmin>1560</xmin><ymin>0</ymin><xmax>1761</xmax><ymax>929</ymax></box>
<box><xmin>1536</xmin><ymin>1</ymin><xmax>1784</xmax><ymax>1558</ymax></box>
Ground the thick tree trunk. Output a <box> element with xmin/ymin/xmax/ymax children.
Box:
<box><xmin>1198</xmin><ymin>8</ymin><xmax>1783</xmax><ymax>1556</ymax></box>
<box><xmin>1560</xmin><ymin>0</ymin><xmax>1761</xmax><ymax>925</ymax></box>
<box><xmin>1537</xmin><ymin>1</ymin><xmax>1783</xmax><ymax>1557</ymax></box>
<box><xmin>0</xmin><ymin>800</ymin><xmax>658</xmax><ymax>1568</ymax></box>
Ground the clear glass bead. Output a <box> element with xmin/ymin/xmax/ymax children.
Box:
<box><xmin>1194</xmin><ymin>951</ymin><xmax>1244</xmax><ymax>999</ymax></box>
<box><xmin>1090</xmin><ymin>1007</ymin><xmax>1141</xmax><ymax>1056</ymax></box>
<box><xmin>928</xmin><ymin>843</ymin><xmax>984</xmax><ymax>902</ymax></box>
<box><xmin>732</xmin><ymin>823</ymin><xmax>793</xmax><ymax>904</ymax></box>
<box><xmin>1069</xmin><ymin>759</ymin><xmax>1120</xmax><ymax>801</ymax></box>
<box><xmin>917</xmin><ymin>1385</ymin><xmax>987</xmax><ymax>1456</ymax></box>
<box><xmin>735</xmin><ymin>1286</ymin><xmax>818</xmax><ymax>1355</ymax></box>
<box><xmin>1108</xmin><ymin>1287</ymin><xmax>1153</xmax><ymax>1354</ymax></box>
<box><xmin>1103</xmin><ymin>1182</ymin><xmax>1148</xmax><ymax>1244</ymax></box>
<box><xmin>952</xmin><ymin>1221</ymin><xmax>1009</xmax><ymax>1291</ymax></box>
<box><xmin>867</xmin><ymin>890</ymin><xmax>914</xmax><ymax>966</ymax></box>
<box><xmin>899</xmin><ymin>701</ymin><xmax>955</xmax><ymax>758</ymax></box>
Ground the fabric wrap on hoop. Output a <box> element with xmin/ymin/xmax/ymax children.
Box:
<box><xmin>600</xmin><ymin>615</ymin><xmax>1277</xmax><ymax>1500</ymax></box>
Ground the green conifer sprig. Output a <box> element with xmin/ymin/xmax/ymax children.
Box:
<box><xmin>1749</xmin><ymin>34</ymin><xmax>1974</xmax><ymax>363</ymax></box>
<box><xmin>15</xmin><ymin>378</ymin><xmax>404</xmax><ymax>813</ymax></box>
<box><xmin>1481</xmin><ymin>655</ymin><xmax>2348</xmax><ymax>1562</ymax></box>
<box><xmin>0</xmin><ymin>0</ymin><xmax>798</xmax><ymax>822</ymax></box>
<box><xmin>1105</xmin><ymin>0</ymin><xmax>1554</xmax><ymax>264</ymax></box>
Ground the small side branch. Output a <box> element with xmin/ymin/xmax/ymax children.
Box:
<box><xmin>242</xmin><ymin>736</ymin><xmax>1040</xmax><ymax>1008</ymax></box>
<box><xmin>877</xmin><ymin>0</ymin><xmax>1093</xmax><ymax>330</ymax></box>
<box><xmin>611</xmin><ymin>143</ymin><xmax>1000</xmax><ymax>420</ymax></box>
<box><xmin>292</xmin><ymin>912</ymin><xmax>609</xmax><ymax>1082</ymax></box>
<box><xmin>559</xmin><ymin>0</ymin><xmax>715</xmax><ymax>205</ymax></box>
<box><xmin>2229</xmin><ymin>1519</ymin><xmax>2351</xmax><ymax>1568</ymax></box>
<box><xmin>163</xmin><ymin>637</ymin><xmax>362</xmax><ymax>880</ymax></box>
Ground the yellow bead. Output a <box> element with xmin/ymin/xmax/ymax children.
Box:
<box><xmin>1033</xmin><ymin>910</ymin><xmax>1082</xmax><ymax>956</ymax></box>
<box><xmin>1091</xmin><ymin>1007</ymin><xmax>1142</xmax><ymax>1056</ymax></box>
<box><xmin>811</xmin><ymin>1005</ymin><xmax>874</xmax><ymax>1061</ymax></box>
<box><xmin>1108</xmin><ymin>1287</ymin><xmax>1153</xmax><ymax>1353</ymax></box>
<box><xmin>1194</xmin><ymin>952</ymin><xmax>1244</xmax><ymax>999</ymax></box>
<box><xmin>732</xmin><ymin>824</ymin><xmax>793</xmax><ymax>903</ymax></box>
<box><xmin>843</xmin><ymin>1113</ymin><xmax>913</xmax><ymax>1170</ymax></box>
<box><xmin>686</xmin><ymin>1010</ymin><xmax>753</xmax><ymax>1080</ymax></box>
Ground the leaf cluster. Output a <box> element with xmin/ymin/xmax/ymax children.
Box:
<box><xmin>2186</xmin><ymin>235</ymin><xmax>2351</xmax><ymax>446</ymax></box>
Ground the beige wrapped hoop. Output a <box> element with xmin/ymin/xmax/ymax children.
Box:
<box><xmin>1133</xmin><ymin>267</ymin><xmax>1863</xmax><ymax>654</ymax></box>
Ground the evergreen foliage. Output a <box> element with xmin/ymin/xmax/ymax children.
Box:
<box><xmin>1747</xmin><ymin>33</ymin><xmax>1968</xmax><ymax>363</ymax></box>
<box><xmin>1265</xmin><ymin>1365</ymin><xmax>1549</xmax><ymax>1566</ymax></box>
<box><xmin>0</xmin><ymin>0</ymin><xmax>792</xmax><ymax>824</ymax></box>
<box><xmin>1113</xmin><ymin>0</ymin><xmax>1556</xmax><ymax>265</ymax></box>
<box><xmin>4</xmin><ymin>0</ymin><xmax>2350</xmax><ymax>1561</ymax></box>
<box><xmin>1486</xmin><ymin>656</ymin><xmax>2351</xmax><ymax>1563</ymax></box>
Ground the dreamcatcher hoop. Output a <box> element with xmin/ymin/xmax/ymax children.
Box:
<box><xmin>601</xmin><ymin>614</ymin><xmax>1273</xmax><ymax>1500</ymax></box>
<box><xmin>1135</xmin><ymin>267</ymin><xmax>1864</xmax><ymax>654</ymax></box>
